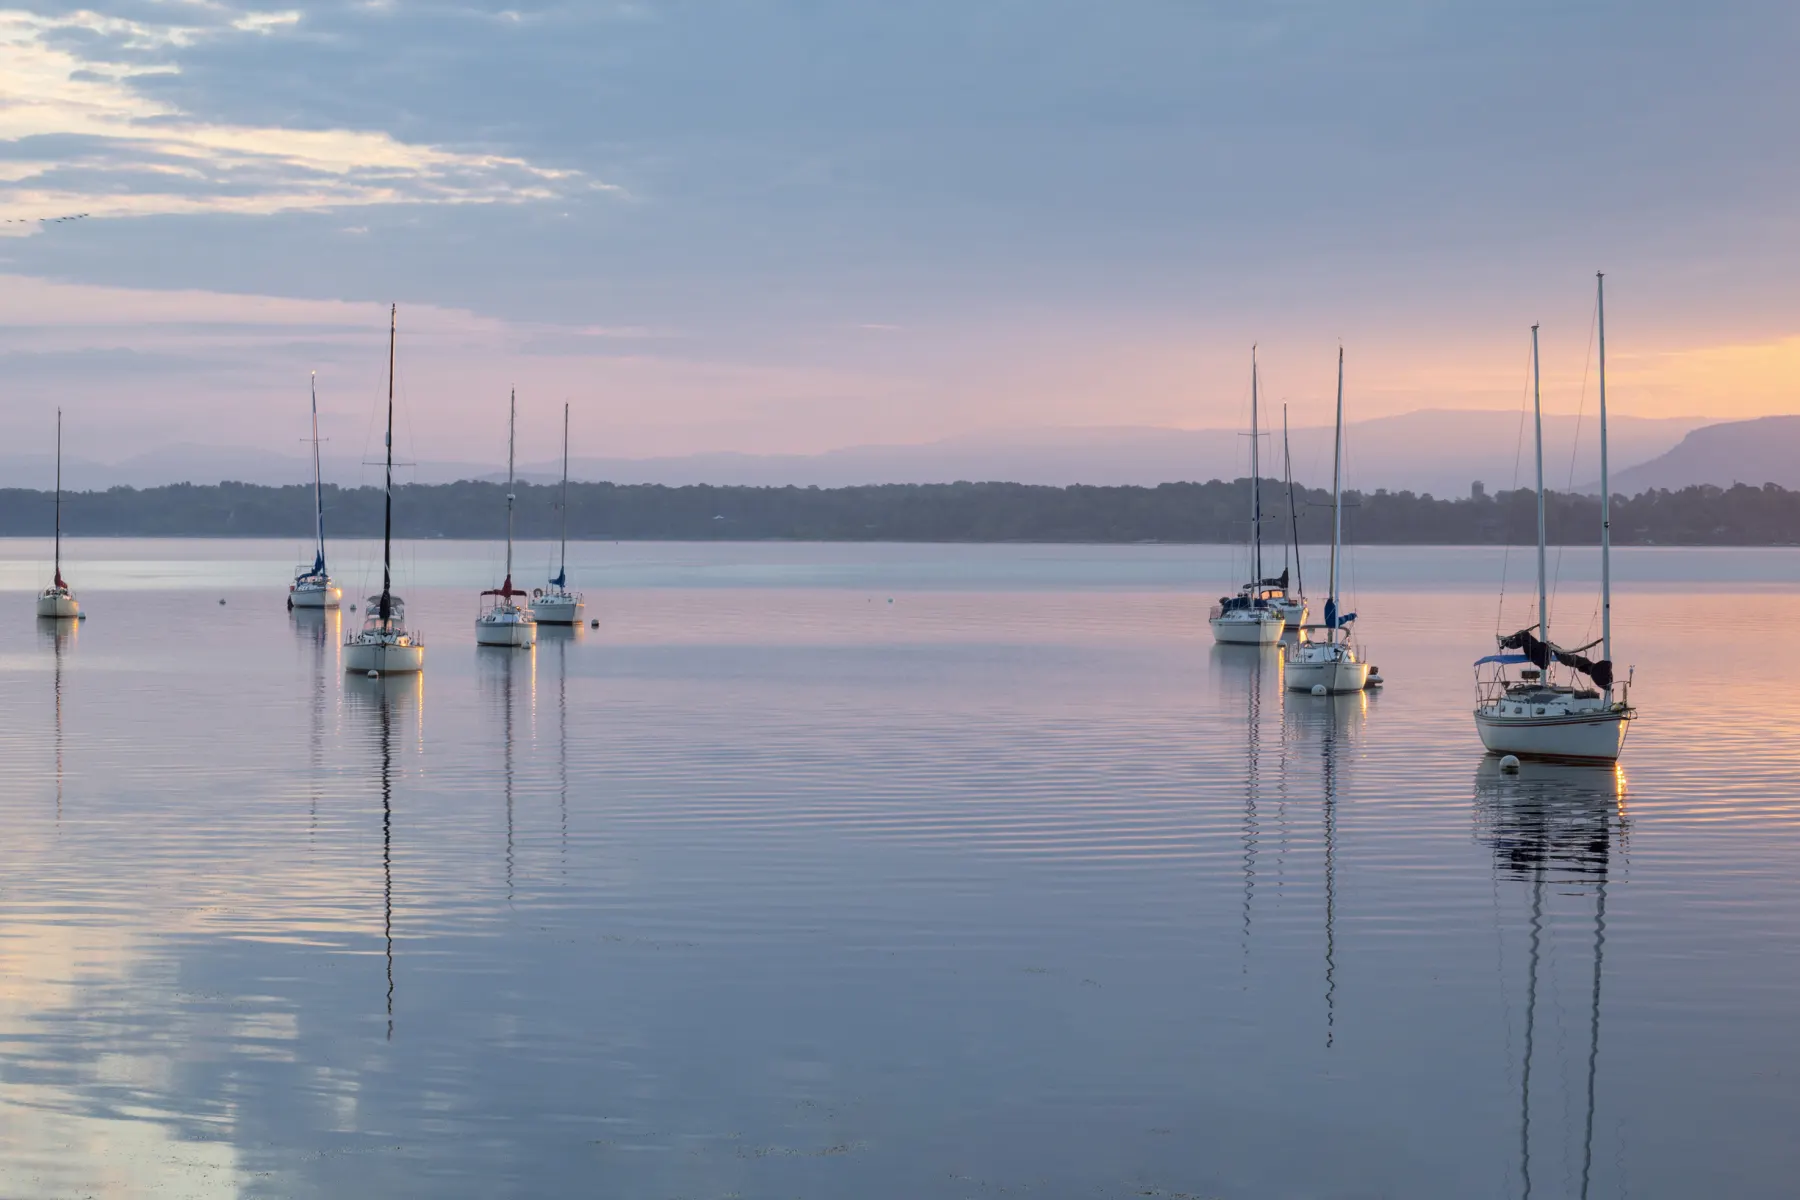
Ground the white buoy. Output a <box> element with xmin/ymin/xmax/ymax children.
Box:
<box><xmin>1499</xmin><ymin>754</ymin><xmax>1521</xmax><ymax>773</ymax></box>
<box><xmin>1311</xmin><ymin>684</ymin><xmax>1328</xmax><ymax>696</ymax></box>
<box><xmin>366</xmin><ymin>669</ymin><xmax>380</xmax><ymax>679</ymax></box>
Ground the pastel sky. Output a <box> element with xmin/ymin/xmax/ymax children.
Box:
<box><xmin>1</xmin><ymin>0</ymin><xmax>1797</xmax><ymax>465</ymax></box>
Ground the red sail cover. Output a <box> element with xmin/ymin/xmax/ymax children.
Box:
<box><xmin>481</xmin><ymin>575</ymin><xmax>528</xmax><ymax>599</ymax></box>
<box><xmin>54</xmin><ymin>570</ymin><xmax>65</xmax><ymax>590</ymax></box>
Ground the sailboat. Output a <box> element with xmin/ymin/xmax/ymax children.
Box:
<box><xmin>344</xmin><ymin>306</ymin><xmax>425</xmax><ymax>676</ymax></box>
<box><xmin>289</xmin><ymin>373</ymin><xmax>342</xmax><ymax>610</ymax></box>
<box><xmin>1210</xmin><ymin>347</ymin><xmax>1288</xmax><ymax>644</ymax></box>
<box><xmin>36</xmin><ymin>409</ymin><xmax>79</xmax><ymax>619</ymax></box>
<box><xmin>1286</xmin><ymin>348</ymin><xmax>1372</xmax><ymax>693</ymax></box>
<box><xmin>1474</xmin><ymin>283</ymin><xmax>1634</xmax><ymax>760</ymax></box>
<box><xmin>531</xmin><ymin>401</ymin><xmax>585</xmax><ymax>626</ymax></box>
<box><xmin>474</xmin><ymin>389</ymin><xmax>536</xmax><ymax>648</ymax></box>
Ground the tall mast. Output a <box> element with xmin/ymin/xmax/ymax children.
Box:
<box><xmin>505</xmin><ymin>388</ymin><xmax>517</xmax><ymax>593</ymax></box>
<box><xmin>1597</xmin><ymin>273</ymin><xmax>1612</xmax><ymax>701</ymax></box>
<box><xmin>1250</xmin><ymin>346</ymin><xmax>1263</xmax><ymax>583</ymax></box>
<box><xmin>1284</xmin><ymin>402</ymin><xmax>1303</xmax><ymax>600</ymax></box>
<box><xmin>558</xmin><ymin>401</ymin><xmax>570</xmax><ymax>585</ymax></box>
<box><xmin>1328</xmin><ymin>347</ymin><xmax>1344</xmax><ymax>632</ymax></box>
<box><xmin>53</xmin><ymin>407</ymin><xmax>62</xmax><ymax>584</ymax></box>
<box><xmin>310</xmin><ymin>372</ymin><xmax>325</xmax><ymax>568</ymax></box>
<box><xmin>380</xmin><ymin>305</ymin><xmax>395</xmax><ymax>623</ymax></box>
<box><xmin>1532</xmin><ymin>324</ymin><xmax>1547</xmax><ymax>652</ymax></box>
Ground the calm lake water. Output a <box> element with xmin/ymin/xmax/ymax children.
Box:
<box><xmin>2</xmin><ymin>539</ymin><xmax>1798</xmax><ymax>1199</ymax></box>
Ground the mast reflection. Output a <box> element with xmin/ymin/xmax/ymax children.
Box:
<box><xmin>1212</xmin><ymin>644</ymin><xmax>1279</xmax><ymax>965</ymax></box>
<box><xmin>1284</xmin><ymin>689</ymin><xmax>1367</xmax><ymax>1048</ymax></box>
<box><xmin>1475</xmin><ymin>760</ymin><xmax>1626</xmax><ymax>1200</ymax></box>
<box><xmin>295</xmin><ymin>607</ymin><xmax>340</xmax><ymax>840</ymax></box>
<box><xmin>479</xmin><ymin>646</ymin><xmax>536</xmax><ymax>902</ymax></box>
<box><xmin>539</xmin><ymin>623</ymin><xmax>581</xmax><ymax>874</ymax></box>
<box><xmin>346</xmin><ymin>672</ymin><xmax>423</xmax><ymax>1040</ymax></box>
<box><xmin>41</xmin><ymin>616</ymin><xmax>77</xmax><ymax>819</ymax></box>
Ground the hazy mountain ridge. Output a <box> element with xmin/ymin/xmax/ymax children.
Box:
<box><xmin>1605</xmin><ymin>415</ymin><xmax>1800</xmax><ymax>493</ymax></box>
<box><xmin>0</xmin><ymin>409</ymin><xmax>1722</xmax><ymax>496</ymax></box>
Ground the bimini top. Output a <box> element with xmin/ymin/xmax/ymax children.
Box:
<box><xmin>362</xmin><ymin>594</ymin><xmax>407</xmax><ymax>625</ymax></box>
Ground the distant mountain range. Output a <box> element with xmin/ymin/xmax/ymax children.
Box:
<box><xmin>0</xmin><ymin>408</ymin><xmax>1729</xmax><ymax>496</ymax></box>
<box><xmin>1602</xmin><ymin>415</ymin><xmax>1800</xmax><ymax>493</ymax></box>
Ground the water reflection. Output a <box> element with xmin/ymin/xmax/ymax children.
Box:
<box><xmin>549</xmin><ymin>631</ymin><xmax>572</xmax><ymax>872</ymax></box>
<box><xmin>345</xmin><ymin>673</ymin><xmax>423</xmax><ymax>1041</ymax></box>
<box><xmin>479</xmin><ymin>648</ymin><xmax>536</xmax><ymax>902</ymax></box>
<box><xmin>1475</xmin><ymin>761</ymin><xmax>1625</xmax><ymax>1200</ymax></box>
<box><xmin>1211</xmin><ymin>644</ymin><xmax>1280</xmax><ymax>966</ymax></box>
<box><xmin>40</xmin><ymin>617</ymin><xmax>75</xmax><ymax>820</ymax></box>
<box><xmin>297</xmin><ymin>608</ymin><xmax>340</xmax><ymax>839</ymax></box>
<box><xmin>1285</xmin><ymin>689</ymin><xmax>1366</xmax><ymax>1048</ymax></box>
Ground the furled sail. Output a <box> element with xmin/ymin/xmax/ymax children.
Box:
<box><xmin>1497</xmin><ymin>628</ymin><xmax>1614</xmax><ymax>689</ymax></box>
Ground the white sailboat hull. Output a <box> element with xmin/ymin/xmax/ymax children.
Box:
<box><xmin>1287</xmin><ymin>657</ymin><xmax>1370</xmax><ymax>693</ymax></box>
<box><xmin>344</xmin><ymin>639</ymin><xmax>424</xmax><ymax>675</ymax></box>
<box><xmin>1272</xmin><ymin>598</ymin><xmax>1307</xmax><ymax>628</ymax></box>
<box><xmin>289</xmin><ymin>584</ymin><xmax>341</xmax><ymax>609</ymax></box>
<box><xmin>1474</xmin><ymin>708</ymin><xmax>1631</xmax><ymax>761</ymax></box>
<box><xmin>531</xmin><ymin>595</ymin><xmax>584</xmax><ymax>625</ymax></box>
<box><xmin>475</xmin><ymin>613</ymin><xmax>537</xmax><ymax>647</ymax></box>
<box><xmin>36</xmin><ymin>592</ymin><xmax>78</xmax><ymax>619</ymax></box>
<box><xmin>1210</xmin><ymin>612</ymin><xmax>1285</xmax><ymax>644</ymax></box>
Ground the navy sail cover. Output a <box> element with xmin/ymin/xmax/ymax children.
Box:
<box><xmin>1497</xmin><ymin>628</ymin><xmax>1614</xmax><ymax>689</ymax></box>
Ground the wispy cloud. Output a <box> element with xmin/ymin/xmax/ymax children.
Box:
<box><xmin>0</xmin><ymin>5</ymin><xmax>603</xmax><ymax>229</ymax></box>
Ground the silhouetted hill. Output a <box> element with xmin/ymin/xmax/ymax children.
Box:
<box><xmin>1607</xmin><ymin>415</ymin><xmax>1800</xmax><ymax>493</ymax></box>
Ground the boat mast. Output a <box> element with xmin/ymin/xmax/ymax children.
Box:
<box><xmin>310</xmin><ymin>372</ymin><xmax>325</xmax><ymax>570</ymax></box>
<box><xmin>1284</xmin><ymin>402</ymin><xmax>1303</xmax><ymax>600</ymax></box>
<box><xmin>380</xmin><ymin>306</ymin><xmax>395</xmax><ymax>625</ymax></box>
<box><xmin>1532</xmin><ymin>324</ymin><xmax>1547</xmax><ymax>653</ymax></box>
<box><xmin>505</xmin><ymin>388</ymin><xmax>517</xmax><ymax>595</ymax></box>
<box><xmin>1597</xmin><ymin>274</ymin><xmax>1612</xmax><ymax>702</ymax></box>
<box><xmin>558</xmin><ymin>400</ymin><xmax>569</xmax><ymax>586</ymax></box>
<box><xmin>53</xmin><ymin>407</ymin><xmax>62</xmax><ymax>587</ymax></box>
<box><xmin>1251</xmin><ymin>346</ymin><xmax>1263</xmax><ymax>584</ymax></box>
<box><xmin>1328</xmin><ymin>347</ymin><xmax>1344</xmax><ymax>635</ymax></box>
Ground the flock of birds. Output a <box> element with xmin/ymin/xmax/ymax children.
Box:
<box><xmin>2</xmin><ymin>213</ymin><xmax>91</xmax><ymax>226</ymax></box>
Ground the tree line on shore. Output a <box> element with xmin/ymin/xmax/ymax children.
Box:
<box><xmin>0</xmin><ymin>477</ymin><xmax>1796</xmax><ymax>544</ymax></box>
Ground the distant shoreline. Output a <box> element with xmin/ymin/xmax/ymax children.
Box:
<box><xmin>2</xmin><ymin>478</ymin><xmax>1797</xmax><ymax>546</ymax></box>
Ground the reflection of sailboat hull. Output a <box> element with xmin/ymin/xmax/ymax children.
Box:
<box><xmin>345</xmin><ymin>639</ymin><xmax>425</xmax><ymax>675</ymax></box>
<box><xmin>1474</xmin><ymin>709</ymin><xmax>1630</xmax><ymax>761</ymax></box>
<box><xmin>289</xmin><ymin>583</ymin><xmax>342</xmax><ymax>609</ymax></box>
<box><xmin>35</xmin><ymin>592</ymin><xmax>79</xmax><ymax>619</ymax></box>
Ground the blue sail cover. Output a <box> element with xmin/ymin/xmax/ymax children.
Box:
<box><xmin>1323</xmin><ymin>599</ymin><xmax>1357</xmax><ymax>629</ymax></box>
<box><xmin>551</xmin><ymin>568</ymin><xmax>566</xmax><ymax>589</ymax></box>
<box><xmin>312</xmin><ymin>550</ymin><xmax>326</xmax><ymax>576</ymax></box>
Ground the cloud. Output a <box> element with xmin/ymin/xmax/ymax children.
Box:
<box><xmin>0</xmin><ymin>5</ymin><xmax>602</xmax><ymax>228</ymax></box>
